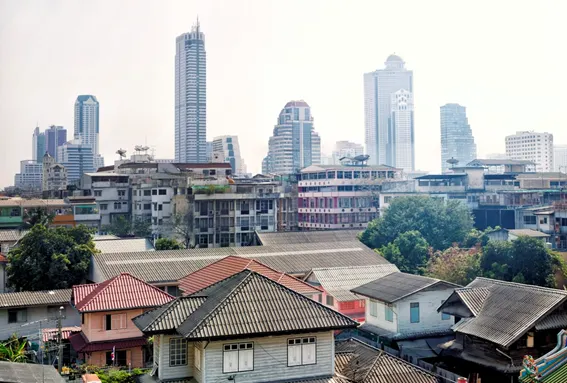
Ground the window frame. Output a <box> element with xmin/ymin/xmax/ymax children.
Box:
<box><xmin>287</xmin><ymin>337</ymin><xmax>317</xmax><ymax>367</ymax></box>
<box><xmin>369</xmin><ymin>300</ymin><xmax>378</xmax><ymax>317</ymax></box>
<box><xmin>7</xmin><ymin>308</ymin><xmax>27</xmax><ymax>324</ymax></box>
<box><xmin>169</xmin><ymin>338</ymin><xmax>188</xmax><ymax>367</ymax></box>
<box><xmin>410</xmin><ymin>302</ymin><xmax>420</xmax><ymax>323</ymax></box>
<box><xmin>222</xmin><ymin>342</ymin><xmax>254</xmax><ymax>373</ymax></box>
<box><xmin>384</xmin><ymin>304</ymin><xmax>394</xmax><ymax>322</ymax></box>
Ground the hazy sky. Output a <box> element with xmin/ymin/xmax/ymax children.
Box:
<box><xmin>1</xmin><ymin>0</ymin><xmax>566</xmax><ymax>188</ymax></box>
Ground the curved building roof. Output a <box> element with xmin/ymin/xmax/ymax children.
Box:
<box><xmin>386</xmin><ymin>54</ymin><xmax>403</xmax><ymax>62</ymax></box>
<box><xmin>284</xmin><ymin>100</ymin><xmax>310</xmax><ymax>108</ymax></box>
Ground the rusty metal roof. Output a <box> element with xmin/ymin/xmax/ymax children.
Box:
<box><xmin>134</xmin><ymin>270</ymin><xmax>357</xmax><ymax>340</ymax></box>
<box><xmin>73</xmin><ymin>273</ymin><xmax>174</xmax><ymax>313</ymax></box>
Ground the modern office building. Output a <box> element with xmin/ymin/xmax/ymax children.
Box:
<box><xmin>390</xmin><ymin>89</ymin><xmax>415</xmax><ymax>172</ymax></box>
<box><xmin>364</xmin><ymin>55</ymin><xmax>413</xmax><ymax>166</ymax></box>
<box><xmin>74</xmin><ymin>95</ymin><xmax>99</xmax><ymax>155</ymax></box>
<box><xmin>32</xmin><ymin>127</ymin><xmax>45</xmax><ymax>162</ymax></box>
<box><xmin>58</xmin><ymin>139</ymin><xmax>95</xmax><ymax>182</ymax></box>
<box><xmin>263</xmin><ymin>100</ymin><xmax>321</xmax><ymax>174</ymax></box>
<box><xmin>554</xmin><ymin>145</ymin><xmax>567</xmax><ymax>173</ymax></box>
<box><xmin>212</xmin><ymin>135</ymin><xmax>247</xmax><ymax>175</ymax></box>
<box><xmin>45</xmin><ymin>125</ymin><xmax>67</xmax><ymax>161</ymax></box>
<box><xmin>505</xmin><ymin>131</ymin><xmax>554</xmax><ymax>172</ymax></box>
<box><xmin>440</xmin><ymin>103</ymin><xmax>477</xmax><ymax>172</ymax></box>
<box><xmin>14</xmin><ymin>160</ymin><xmax>43</xmax><ymax>190</ymax></box>
<box><xmin>175</xmin><ymin>19</ymin><xmax>207</xmax><ymax>163</ymax></box>
<box><xmin>332</xmin><ymin>141</ymin><xmax>364</xmax><ymax>165</ymax></box>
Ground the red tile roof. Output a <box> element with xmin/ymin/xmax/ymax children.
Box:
<box><xmin>69</xmin><ymin>332</ymin><xmax>146</xmax><ymax>353</ymax></box>
<box><xmin>42</xmin><ymin>326</ymin><xmax>81</xmax><ymax>342</ymax></box>
<box><xmin>178</xmin><ymin>255</ymin><xmax>322</xmax><ymax>296</ymax></box>
<box><xmin>73</xmin><ymin>273</ymin><xmax>174</xmax><ymax>313</ymax></box>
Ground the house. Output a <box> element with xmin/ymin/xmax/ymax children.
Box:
<box><xmin>350</xmin><ymin>272</ymin><xmax>459</xmax><ymax>350</ymax></box>
<box><xmin>438</xmin><ymin>277</ymin><xmax>567</xmax><ymax>383</ymax></box>
<box><xmin>0</xmin><ymin>289</ymin><xmax>79</xmax><ymax>341</ymax></box>
<box><xmin>486</xmin><ymin>228</ymin><xmax>551</xmax><ymax>243</ymax></box>
<box><xmin>0</xmin><ymin>360</ymin><xmax>65</xmax><ymax>383</ymax></box>
<box><xmin>304</xmin><ymin>264</ymin><xmax>400</xmax><ymax>322</ymax></box>
<box><xmin>69</xmin><ymin>273</ymin><xmax>174</xmax><ymax>368</ymax></box>
<box><xmin>177</xmin><ymin>255</ymin><xmax>322</xmax><ymax>299</ymax></box>
<box><xmin>132</xmin><ymin>270</ymin><xmax>358</xmax><ymax>383</ymax></box>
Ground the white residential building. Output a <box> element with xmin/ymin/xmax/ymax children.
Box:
<box><xmin>554</xmin><ymin>144</ymin><xmax>567</xmax><ymax>173</ymax></box>
<box><xmin>332</xmin><ymin>141</ymin><xmax>364</xmax><ymax>165</ymax></box>
<box><xmin>58</xmin><ymin>140</ymin><xmax>95</xmax><ymax>182</ymax></box>
<box><xmin>505</xmin><ymin>131</ymin><xmax>554</xmax><ymax>172</ymax></box>
<box><xmin>42</xmin><ymin>153</ymin><xmax>67</xmax><ymax>193</ymax></box>
<box><xmin>81</xmin><ymin>173</ymin><xmax>130</xmax><ymax>226</ymax></box>
<box><xmin>212</xmin><ymin>135</ymin><xmax>247</xmax><ymax>175</ymax></box>
<box><xmin>175</xmin><ymin>19</ymin><xmax>207</xmax><ymax>163</ymax></box>
<box><xmin>14</xmin><ymin>160</ymin><xmax>43</xmax><ymax>190</ymax></box>
<box><xmin>364</xmin><ymin>55</ymin><xmax>413</xmax><ymax>166</ymax></box>
<box><xmin>390</xmin><ymin>89</ymin><xmax>415</xmax><ymax>172</ymax></box>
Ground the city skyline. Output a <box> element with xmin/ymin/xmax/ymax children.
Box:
<box><xmin>1</xmin><ymin>0</ymin><xmax>566</xmax><ymax>188</ymax></box>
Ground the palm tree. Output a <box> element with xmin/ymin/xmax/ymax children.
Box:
<box><xmin>0</xmin><ymin>336</ymin><xmax>28</xmax><ymax>363</ymax></box>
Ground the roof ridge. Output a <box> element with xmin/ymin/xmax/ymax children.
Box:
<box><xmin>142</xmin><ymin>297</ymin><xmax>192</xmax><ymax>332</ymax></box>
<box><xmin>474</xmin><ymin>277</ymin><xmax>567</xmax><ymax>294</ymax></box>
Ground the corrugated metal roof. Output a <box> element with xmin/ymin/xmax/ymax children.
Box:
<box><xmin>257</xmin><ymin>230</ymin><xmax>362</xmax><ymax>246</ymax></box>
<box><xmin>352</xmin><ymin>272</ymin><xmax>459</xmax><ymax>304</ymax></box>
<box><xmin>335</xmin><ymin>338</ymin><xmax>438</xmax><ymax>383</ymax></box>
<box><xmin>95</xmin><ymin>238</ymin><xmax>155</xmax><ymax>253</ymax></box>
<box><xmin>0</xmin><ymin>198</ymin><xmax>67</xmax><ymax>207</ymax></box>
<box><xmin>93</xmin><ymin>234</ymin><xmax>120</xmax><ymax>241</ymax></box>
<box><xmin>133</xmin><ymin>270</ymin><xmax>357</xmax><ymax>339</ymax></box>
<box><xmin>455</xmin><ymin>287</ymin><xmax>490</xmax><ymax>316</ymax></box>
<box><xmin>307</xmin><ymin>265</ymin><xmax>400</xmax><ymax>302</ymax></box>
<box><xmin>92</xmin><ymin>241</ymin><xmax>388</xmax><ymax>283</ymax></box>
<box><xmin>73</xmin><ymin>273</ymin><xmax>174</xmax><ymax>312</ymax></box>
<box><xmin>0</xmin><ymin>361</ymin><xmax>66</xmax><ymax>383</ymax></box>
<box><xmin>507</xmin><ymin>229</ymin><xmax>550</xmax><ymax>238</ymax></box>
<box><xmin>0</xmin><ymin>289</ymin><xmax>72</xmax><ymax>308</ymax></box>
<box><xmin>449</xmin><ymin>278</ymin><xmax>567</xmax><ymax>347</ymax></box>
<box><xmin>0</xmin><ymin>230</ymin><xmax>27</xmax><ymax>242</ymax></box>
<box><xmin>178</xmin><ymin>256</ymin><xmax>321</xmax><ymax>296</ymax></box>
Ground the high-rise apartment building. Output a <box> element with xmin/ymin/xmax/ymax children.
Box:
<box><xmin>32</xmin><ymin>127</ymin><xmax>45</xmax><ymax>162</ymax></box>
<box><xmin>45</xmin><ymin>125</ymin><xmax>67</xmax><ymax>161</ymax></box>
<box><xmin>390</xmin><ymin>89</ymin><xmax>415</xmax><ymax>172</ymax></box>
<box><xmin>332</xmin><ymin>141</ymin><xmax>364</xmax><ymax>165</ymax></box>
<box><xmin>554</xmin><ymin>145</ymin><xmax>567</xmax><ymax>173</ymax></box>
<box><xmin>364</xmin><ymin>55</ymin><xmax>413</xmax><ymax>166</ymax></box>
<box><xmin>58</xmin><ymin>139</ymin><xmax>95</xmax><ymax>182</ymax></box>
<box><xmin>14</xmin><ymin>160</ymin><xmax>43</xmax><ymax>190</ymax></box>
<box><xmin>212</xmin><ymin>135</ymin><xmax>247</xmax><ymax>175</ymax></box>
<box><xmin>175</xmin><ymin>19</ymin><xmax>207</xmax><ymax>163</ymax></box>
<box><xmin>262</xmin><ymin>100</ymin><xmax>321</xmax><ymax>174</ymax></box>
<box><xmin>74</xmin><ymin>95</ymin><xmax>99</xmax><ymax>155</ymax></box>
<box><xmin>505</xmin><ymin>131</ymin><xmax>553</xmax><ymax>172</ymax></box>
<box><xmin>440</xmin><ymin>103</ymin><xmax>477</xmax><ymax>172</ymax></box>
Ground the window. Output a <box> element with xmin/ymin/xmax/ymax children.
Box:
<box><xmin>94</xmin><ymin>190</ymin><xmax>102</xmax><ymax>197</ymax></box>
<box><xmin>441</xmin><ymin>300</ymin><xmax>451</xmax><ymax>320</ymax></box>
<box><xmin>326</xmin><ymin>295</ymin><xmax>334</xmax><ymax>306</ymax></box>
<box><xmin>118</xmin><ymin>190</ymin><xmax>126</xmax><ymax>196</ymax></box>
<box><xmin>100</xmin><ymin>204</ymin><xmax>108</xmax><ymax>210</ymax></box>
<box><xmin>152</xmin><ymin>189</ymin><xmax>157</xmax><ymax>195</ymax></box>
<box><xmin>158</xmin><ymin>204</ymin><xmax>163</xmax><ymax>211</ymax></box>
<box><xmin>194</xmin><ymin>347</ymin><xmax>201</xmax><ymax>370</ymax></box>
<box><xmin>114</xmin><ymin>202</ymin><xmax>121</xmax><ymax>209</ymax></box>
<box><xmin>169</xmin><ymin>338</ymin><xmax>187</xmax><ymax>366</ymax></box>
<box><xmin>143</xmin><ymin>203</ymin><xmax>151</xmax><ymax>210</ymax></box>
<box><xmin>159</xmin><ymin>189</ymin><xmax>167</xmax><ymax>195</ymax></box>
<box><xmin>385</xmin><ymin>304</ymin><xmax>394</xmax><ymax>322</ymax></box>
<box><xmin>410</xmin><ymin>303</ymin><xmax>420</xmax><ymax>323</ymax></box>
<box><xmin>105</xmin><ymin>313</ymin><xmax>127</xmax><ymax>330</ymax></box>
<box><xmin>223</xmin><ymin>343</ymin><xmax>253</xmax><ymax>373</ymax></box>
<box><xmin>144</xmin><ymin>190</ymin><xmax>151</xmax><ymax>196</ymax></box>
<box><xmin>106</xmin><ymin>350</ymin><xmax>127</xmax><ymax>366</ymax></box>
<box><xmin>8</xmin><ymin>309</ymin><xmax>27</xmax><ymax>323</ymax></box>
<box><xmin>288</xmin><ymin>338</ymin><xmax>316</xmax><ymax>366</ymax></box>
<box><xmin>384</xmin><ymin>196</ymin><xmax>392</xmax><ymax>204</ymax></box>
<box><xmin>369</xmin><ymin>300</ymin><xmax>377</xmax><ymax>317</ymax></box>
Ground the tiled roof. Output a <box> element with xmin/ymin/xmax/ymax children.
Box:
<box><xmin>92</xmin><ymin>241</ymin><xmax>388</xmax><ymax>283</ymax></box>
<box><xmin>507</xmin><ymin>229</ymin><xmax>550</xmax><ymax>238</ymax></box>
<box><xmin>335</xmin><ymin>338</ymin><xmax>438</xmax><ymax>383</ymax></box>
<box><xmin>0</xmin><ymin>289</ymin><xmax>72</xmax><ymax>308</ymax></box>
<box><xmin>93</xmin><ymin>234</ymin><xmax>120</xmax><ymax>241</ymax></box>
<box><xmin>306</xmin><ymin>264</ymin><xmax>400</xmax><ymax>302</ymax></box>
<box><xmin>95</xmin><ymin>238</ymin><xmax>155</xmax><ymax>253</ymax></box>
<box><xmin>0</xmin><ymin>230</ymin><xmax>27</xmax><ymax>242</ymax></box>
<box><xmin>256</xmin><ymin>230</ymin><xmax>362</xmax><ymax>246</ymax></box>
<box><xmin>69</xmin><ymin>332</ymin><xmax>147</xmax><ymax>352</ymax></box>
<box><xmin>442</xmin><ymin>278</ymin><xmax>567</xmax><ymax>348</ymax></box>
<box><xmin>43</xmin><ymin>326</ymin><xmax>81</xmax><ymax>342</ymax></box>
<box><xmin>73</xmin><ymin>273</ymin><xmax>174</xmax><ymax>313</ymax></box>
<box><xmin>352</xmin><ymin>272</ymin><xmax>459</xmax><ymax>304</ymax></box>
<box><xmin>0</xmin><ymin>361</ymin><xmax>65</xmax><ymax>383</ymax></box>
<box><xmin>454</xmin><ymin>287</ymin><xmax>490</xmax><ymax>316</ymax></box>
<box><xmin>134</xmin><ymin>270</ymin><xmax>357</xmax><ymax>340</ymax></box>
<box><xmin>178</xmin><ymin>255</ymin><xmax>321</xmax><ymax>296</ymax></box>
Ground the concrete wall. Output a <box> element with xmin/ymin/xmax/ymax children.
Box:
<box><xmin>396</xmin><ymin>288</ymin><xmax>455</xmax><ymax>335</ymax></box>
<box><xmin>83</xmin><ymin>309</ymin><xmax>144</xmax><ymax>342</ymax></box>
<box><xmin>0</xmin><ymin>303</ymin><xmax>80</xmax><ymax>340</ymax></box>
<box><xmin>365</xmin><ymin>299</ymin><xmax>398</xmax><ymax>333</ymax></box>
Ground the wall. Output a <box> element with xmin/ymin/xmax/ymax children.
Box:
<box><xmin>87</xmin><ymin>347</ymin><xmax>143</xmax><ymax>368</ymax></box>
<box><xmin>396</xmin><ymin>288</ymin><xmax>455</xmax><ymax>335</ymax></box>
<box><xmin>204</xmin><ymin>331</ymin><xmax>334</xmax><ymax>383</ymax></box>
<box><xmin>82</xmin><ymin>309</ymin><xmax>144</xmax><ymax>342</ymax></box>
<box><xmin>157</xmin><ymin>334</ymin><xmax>196</xmax><ymax>382</ymax></box>
<box><xmin>364</xmin><ymin>299</ymin><xmax>398</xmax><ymax>334</ymax></box>
<box><xmin>0</xmin><ymin>303</ymin><xmax>80</xmax><ymax>340</ymax></box>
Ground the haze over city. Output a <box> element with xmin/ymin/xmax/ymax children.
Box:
<box><xmin>1</xmin><ymin>0</ymin><xmax>566</xmax><ymax>188</ymax></box>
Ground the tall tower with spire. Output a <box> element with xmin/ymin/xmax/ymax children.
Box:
<box><xmin>175</xmin><ymin>18</ymin><xmax>207</xmax><ymax>163</ymax></box>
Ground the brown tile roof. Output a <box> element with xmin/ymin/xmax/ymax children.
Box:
<box><xmin>0</xmin><ymin>289</ymin><xmax>72</xmax><ymax>308</ymax></box>
<box><xmin>178</xmin><ymin>255</ymin><xmax>321</xmax><ymax>296</ymax></box>
<box><xmin>73</xmin><ymin>273</ymin><xmax>174</xmax><ymax>313</ymax></box>
<box><xmin>134</xmin><ymin>270</ymin><xmax>357</xmax><ymax>340</ymax></box>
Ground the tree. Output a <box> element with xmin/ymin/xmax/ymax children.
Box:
<box><xmin>21</xmin><ymin>207</ymin><xmax>54</xmax><ymax>229</ymax></box>
<box><xmin>169</xmin><ymin>209</ymin><xmax>195</xmax><ymax>249</ymax></box>
<box><xmin>102</xmin><ymin>215</ymin><xmax>131</xmax><ymax>237</ymax></box>
<box><xmin>155</xmin><ymin>238</ymin><xmax>182</xmax><ymax>250</ymax></box>
<box><xmin>361</xmin><ymin>196</ymin><xmax>473</xmax><ymax>251</ymax></box>
<box><xmin>0</xmin><ymin>336</ymin><xmax>28</xmax><ymax>362</ymax></box>
<box><xmin>7</xmin><ymin>225</ymin><xmax>96</xmax><ymax>291</ymax></box>
<box><xmin>426</xmin><ymin>246</ymin><xmax>481</xmax><ymax>285</ymax></box>
<box><xmin>379</xmin><ymin>231</ymin><xmax>429</xmax><ymax>274</ymax></box>
<box><xmin>131</xmin><ymin>217</ymin><xmax>152</xmax><ymax>238</ymax></box>
<box><xmin>462</xmin><ymin>228</ymin><xmax>495</xmax><ymax>248</ymax></box>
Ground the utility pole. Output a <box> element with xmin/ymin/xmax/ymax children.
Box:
<box><xmin>57</xmin><ymin>306</ymin><xmax>63</xmax><ymax>374</ymax></box>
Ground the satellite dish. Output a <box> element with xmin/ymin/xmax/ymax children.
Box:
<box><xmin>447</xmin><ymin>157</ymin><xmax>459</xmax><ymax>168</ymax></box>
<box><xmin>339</xmin><ymin>154</ymin><xmax>370</xmax><ymax>166</ymax></box>
<box><xmin>116</xmin><ymin>149</ymin><xmax>127</xmax><ymax>159</ymax></box>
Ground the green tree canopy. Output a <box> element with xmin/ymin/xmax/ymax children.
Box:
<box><xmin>360</xmin><ymin>196</ymin><xmax>473</xmax><ymax>250</ymax></box>
<box><xmin>102</xmin><ymin>215</ymin><xmax>131</xmax><ymax>237</ymax></box>
<box><xmin>426</xmin><ymin>246</ymin><xmax>481</xmax><ymax>286</ymax></box>
<box><xmin>155</xmin><ymin>238</ymin><xmax>183</xmax><ymax>250</ymax></box>
<box><xmin>21</xmin><ymin>207</ymin><xmax>54</xmax><ymax>230</ymax></box>
<box><xmin>7</xmin><ymin>225</ymin><xmax>96</xmax><ymax>291</ymax></box>
<box><xmin>378</xmin><ymin>230</ymin><xmax>429</xmax><ymax>274</ymax></box>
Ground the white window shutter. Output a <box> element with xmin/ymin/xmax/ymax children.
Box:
<box><xmin>288</xmin><ymin>345</ymin><xmax>302</xmax><ymax>366</ymax></box>
<box><xmin>223</xmin><ymin>351</ymin><xmax>238</xmax><ymax>373</ymax></box>
<box><xmin>239</xmin><ymin>349</ymin><xmax>253</xmax><ymax>371</ymax></box>
<box><xmin>303</xmin><ymin>343</ymin><xmax>316</xmax><ymax>365</ymax></box>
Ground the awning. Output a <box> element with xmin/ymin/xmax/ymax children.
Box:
<box><xmin>69</xmin><ymin>332</ymin><xmax>147</xmax><ymax>353</ymax></box>
<box><xmin>43</xmin><ymin>326</ymin><xmax>81</xmax><ymax>342</ymax></box>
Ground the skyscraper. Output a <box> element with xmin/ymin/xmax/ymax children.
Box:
<box><xmin>57</xmin><ymin>139</ymin><xmax>95</xmax><ymax>182</ymax></box>
<box><xmin>45</xmin><ymin>125</ymin><xmax>67</xmax><ymax>161</ymax></box>
<box><xmin>263</xmin><ymin>100</ymin><xmax>321</xmax><ymax>174</ymax></box>
<box><xmin>74</xmin><ymin>95</ymin><xmax>99</xmax><ymax>154</ymax></box>
<box><xmin>440</xmin><ymin>104</ymin><xmax>477</xmax><ymax>172</ymax></box>
<box><xmin>506</xmin><ymin>131</ymin><xmax>553</xmax><ymax>172</ymax></box>
<box><xmin>364</xmin><ymin>55</ymin><xmax>413</xmax><ymax>166</ymax></box>
<box><xmin>32</xmin><ymin>127</ymin><xmax>45</xmax><ymax>161</ymax></box>
<box><xmin>175</xmin><ymin>19</ymin><xmax>207</xmax><ymax>163</ymax></box>
<box><xmin>390</xmin><ymin>89</ymin><xmax>415</xmax><ymax>171</ymax></box>
<box><xmin>212</xmin><ymin>135</ymin><xmax>247</xmax><ymax>175</ymax></box>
